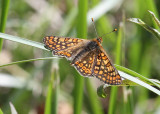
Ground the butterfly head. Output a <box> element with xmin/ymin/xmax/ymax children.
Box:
<box><xmin>97</xmin><ymin>37</ymin><xmax>103</xmax><ymax>43</ymax></box>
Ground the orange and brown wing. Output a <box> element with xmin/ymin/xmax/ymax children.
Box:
<box><xmin>43</xmin><ymin>36</ymin><xmax>83</xmax><ymax>51</ymax></box>
<box><xmin>73</xmin><ymin>50</ymin><xmax>96</xmax><ymax>76</ymax></box>
<box><xmin>92</xmin><ymin>48</ymin><xmax>122</xmax><ymax>85</ymax></box>
<box><xmin>43</xmin><ymin>36</ymin><xmax>89</xmax><ymax>60</ymax></box>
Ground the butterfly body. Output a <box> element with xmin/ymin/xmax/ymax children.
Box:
<box><xmin>43</xmin><ymin>36</ymin><xmax>122</xmax><ymax>85</ymax></box>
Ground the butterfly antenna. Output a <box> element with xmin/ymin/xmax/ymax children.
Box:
<box><xmin>91</xmin><ymin>18</ymin><xmax>99</xmax><ymax>38</ymax></box>
<box><xmin>101</xmin><ymin>28</ymin><xmax>117</xmax><ymax>38</ymax></box>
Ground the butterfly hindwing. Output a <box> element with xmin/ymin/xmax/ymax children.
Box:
<box><xmin>93</xmin><ymin>48</ymin><xmax>122</xmax><ymax>85</ymax></box>
<box><xmin>73</xmin><ymin>50</ymin><xmax>96</xmax><ymax>76</ymax></box>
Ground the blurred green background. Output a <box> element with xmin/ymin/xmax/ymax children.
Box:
<box><xmin>0</xmin><ymin>0</ymin><xmax>160</xmax><ymax>114</ymax></box>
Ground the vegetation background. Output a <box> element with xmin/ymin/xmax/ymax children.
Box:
<box><xmin>0</xmin><ymin>0</ymin><xmax>160</xmax><ymax>114</ymax></box>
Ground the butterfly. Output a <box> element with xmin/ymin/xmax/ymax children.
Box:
<box><xmin>43</xmin><ymin>36</ymin><xmax>122</xmax><ymax>85</ymax></box>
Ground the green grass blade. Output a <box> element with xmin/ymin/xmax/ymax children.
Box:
<box><xmin>86</xmin><ymin>79</ymin><xmax>103</xmax><ymax>114</ymax></box>
<box><xmin>52</xmin><ymin>61</ymin><xmax>59</xmax><ymax>114</ymax></box>
<box><xmin>3</xmin><ymin>54</ymin><xmax>159</xmax><ymax>90</ymax></box>
<box><xmin>108</xmin><ymin>22</ymin><xmax>123</xmax><ymax>114</ymax></box>
<box><xmin>99</xmin><ymin>70</ymin><xmax>160</xmax><ymax>95</ymax></box>
<box><xmin>148</xmin><ymin>10</ymin><xmax>160</xmax><ymax>28</ymax></box>
<box><xmin>115</xmin><ymin>24</ymin><xmax>123</xmax><ymax>65</ymax></box>
<box><xmin>0</xmin><ymin>33</ymin><xmax>47</xmax><ymax>50</ymax></box>
<box><xmin>74</xmin><ymin>0</ymin><xmax>87</xmax><ymax>114</ymax></box>
<box><xmin>0</xmin><ymin>57</ymin><xmax>59</xmax><ymax>67</ymax></box>
<box><xmin>59</xmin><ymin>7</ymin><xmax>78</xmax><ymax>35</ymax></box>
<box><xmin>145</xmin><ymin>0</ymin><xmax>159</xmax><ymax>29</ymax></box>
<box><xmin>128</xmin><ymin>18</ymin><xmax>160</xmax><ymax>40</ymax></box>
<box><xmin>76</xmin><ymin>0</ymin><xmax>88</xmax><ymax>39</ymax></box>
<box><xmin>115</xmin><ymin>65</ymin><xmax>160</xmax><ymax>88</ymax></box>
<box><xmin>108</xmin><ymin>87</ymin><xmax>118</xmax><ymax>114</ymax></box>
<box><xmin>44</xmin><ymin>60</ymin><xmax>59</xmax><ymax>114</ymax></box>
<box><xmin>118</xmin><ymin>70</ymin><xmax>160</xmax><ymax>95</ymax></box>
<box><xmin>44</xmin><ymin>74</ymin><xmax>54</xmax><ymax>114</ymax></box>
<box><xmin>115</xmin><ymin>65</ymin><xmax>160</xmax><ymax>95</ymax></box>
<box><xmin>0</xmin><ymin>0</ymin><xmax>10</xmax><ymax>50</ymax></box>
<box><xmin>0</xmin><ymin>109</ymin><xmax>3</xmax><ymax>114</ymax></box>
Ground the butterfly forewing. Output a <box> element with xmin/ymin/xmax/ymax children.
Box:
<box><xmin>43</xmin><ymin>36</ymin><xmax>83</xmax><ymax>51</ymax></box>
<box><xmin>43</xmin><ymin>36</ymin><xmax>90</xmax><ymax>60</ymax></box>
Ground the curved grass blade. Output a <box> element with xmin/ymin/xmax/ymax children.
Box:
<box><xmin>128</xmin><ymin>18</ymin><xmax>160</xmax><ymax>40</ymax></box>
<box><xmin>115</xmin><ymin>65</ymin><xmax>160</xmax><ymax>95</ymax></box>
<box><xmin>0</xmin><ymin>32</ymin><xmax>47</xmax><ymax>50</ymax></box>
<box><xmin>115</xmin><ymin>64</ymin><xmax>160</xmax><ymax>88</ymax></box>
<box><xmin>1</xmin><ymin>55</ymin><xmax>160</xmax><ymax>96</ymax></box>
<box><xmin>100</xmin><ymin>70</ymin><xmax>160</xmax><ymax>96</ymax></box>
<box><xmin>148</xmin><ymin>10</ymin><xmax>160</xmax><ymax>28</ymax></box>
<box><xmin>0</xmin><ymin>57</ymin><xmax>59</xmax><ymax>68</ymax></box>
<box><xmin>118</xmin><ymin>71</ymin><xmax>160</xmax><ymax>95</ymax></box>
